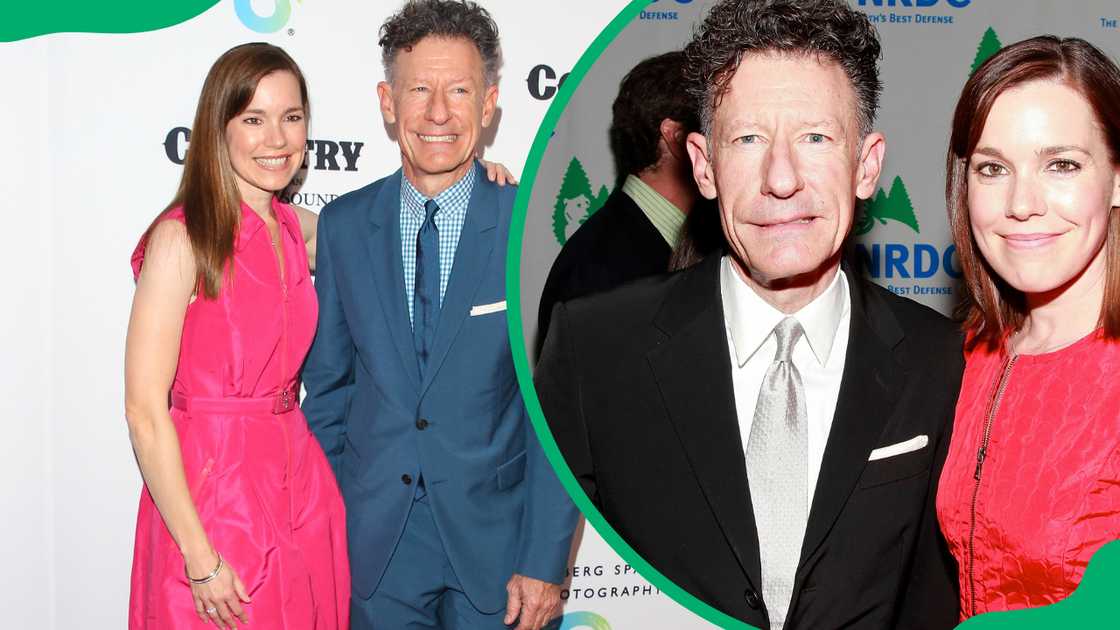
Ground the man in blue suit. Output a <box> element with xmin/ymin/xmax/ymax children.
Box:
<box><xmin>302</xmin><ymin>2</ymin><xmax>578</xmax><ymax>628</ymax></box>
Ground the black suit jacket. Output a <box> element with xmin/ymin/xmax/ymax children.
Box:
<box><xmin>536</xmin><ymin>188</ymin><xmax>671</xmax><ymax>356</ymax></box>
<box><xmin>535</xmin><ymin>254</ymin><xmax>963</xmax><ymax>629</ymax></box>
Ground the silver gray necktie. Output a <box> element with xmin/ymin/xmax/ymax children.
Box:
<box><xmin>745</xmin><ymin>317</ymin><xmax>808</xmax><ymax>630</ymax></box>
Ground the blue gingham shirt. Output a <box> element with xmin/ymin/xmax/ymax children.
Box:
<box><xmin>401</xmin><ymin>165</ymin><xmax>476</xmax><ymax>327</ymax></box>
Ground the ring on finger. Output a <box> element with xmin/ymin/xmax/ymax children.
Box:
<box><xmin>205</xmin><ymin>606</ymin><xmax>218</xmax><ymax>614</ymax></box>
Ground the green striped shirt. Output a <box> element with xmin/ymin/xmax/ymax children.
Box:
<box><xmin>621</xmin><ymin>174</ymin><xmax>686</xmax><ymax>249</ymax></box>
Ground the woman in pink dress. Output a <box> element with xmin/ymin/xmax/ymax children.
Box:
<box><xmin>125</xmin><ymin>43</ymin><xmax>349</xmax><ymax>629</ymax></box>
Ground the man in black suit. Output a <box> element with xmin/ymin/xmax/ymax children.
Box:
<box><xmin>536</xmin><ymin>51</ymin><xmax>700</xmax><ymax>354</ymax></box>
<box><xmin>535</xmin><ymin>1</ymin><xmax>962</xmax><ymax>628</ymax></box>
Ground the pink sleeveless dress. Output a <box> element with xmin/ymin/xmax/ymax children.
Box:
<box><xmin>127</xmin><ymin>198</ymin><xmax>350</xmax><ymax>629</ymax></box>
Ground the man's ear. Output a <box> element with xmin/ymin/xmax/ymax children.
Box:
<box><xmin>377</xmin><ymin>81</ymin><xmax>396</xmax><ymax>125</ymax></box>
<box><xmin>686</xmin><ymin>131</ymin><xmax>718</xmax><ymax>200</ymax></box>
<box><xmin>481</xmin><ymin>83</ymin><xmax>499</xmax><ymax>128</ymax></box>
<box><xmin>855</xmin><ymin>131</ymin><xmax>886</xmax><ymax>200</ymax></box>
<box><xmin>659</xmin><ymin>118</ymin><xmax>689</xmax><ymax>163</ymax></box>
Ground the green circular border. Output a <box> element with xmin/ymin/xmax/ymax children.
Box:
<box><xmin>504</xmin><ymin>2</ymin><xmax>754</xmax><ymax>627</ymax></box>
<box><xmin>507</xmin><ymin>3</ymin><xmax>1120</xmax><ymax>629</ymax></box>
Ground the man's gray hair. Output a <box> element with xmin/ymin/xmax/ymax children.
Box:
<box><xmin>379</xmin><ymin>0</ymin><xmax>501</xmax><ymax>85</ymax></box>
<box><xmin>684</xmin><ymin>0</ymin><xmax>883</xmax><ymax>138</ymax></box>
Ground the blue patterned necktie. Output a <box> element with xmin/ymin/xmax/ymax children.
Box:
<box><xmin>745</xmin><ymin>317</ymin><xmax>808</xmax><ymax>630</ymax></box>
<box><xmin>413</xmin><ymin>199</ymin><xmax>440</xmax><ymax>375</ymax></box>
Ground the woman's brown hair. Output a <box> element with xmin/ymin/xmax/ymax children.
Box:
<box><xmin>149</xmin><ymin>42</ymin><xmax>309</xmax><ymax>298</ymax></box>
<box><xmin>947</xmin><ymin>35</ymin><xmax>1120</xmax><ymax>349</ymax></box>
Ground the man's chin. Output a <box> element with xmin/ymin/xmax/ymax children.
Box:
<box><xmin>736</xmin><ymin>253</ymin><xmax>842</xmax><ymax>290</ymax></box>
<box><xmin>410</xmin><ymin>154</ymin><xmax>475</xmax><ymax>177</ymax></box>
<box><xmin>399</xmin><ymin>153</ymin><xmax>479</xmax><ymax>195</ymax></box>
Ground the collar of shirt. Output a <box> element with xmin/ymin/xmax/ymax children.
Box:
<box><xmin>719</xmin><ymin>256</ymin><xmax>850</xmax><ymax>368</ymax></box>
<box><xmin>621</xmin><ymin>174</ymin><xmax>686</xmax><ymax>249</ymax></box>
<box><xmin>400</xmin><ymin>164</ymin><xmax>477</xmax><ymax>223</ymax></box>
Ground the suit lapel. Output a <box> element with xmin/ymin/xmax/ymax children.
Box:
<box><xmin>645</xmin><ymin>255</ymin><xmax>764</xmax><ymax>593</ymax></box>
<box><xmin>798</xmin><ymin>274</ymin><xmax>906</xmax><ymax>568</ymax></box>
<box><xmin>419</xmin><ymin>164</ymin><xmax>497</xmax><ymax>396</ymax></box>
<box><xmin>366</xmin><ymin>170</ymin><xmax>422</xmax><ymax>392</ymax></box>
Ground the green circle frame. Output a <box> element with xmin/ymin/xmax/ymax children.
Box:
<box><xmin>505</xmin><ymin>2</ymin><xmax>1120</xmax><ymax>628</ymax></box>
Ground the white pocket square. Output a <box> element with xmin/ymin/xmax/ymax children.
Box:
<box><xmin>868</xmin><ymin>435</ymin><xmax>929</xmax><ymax>461</ymax></box>
<box><xmin>470</xmin><ymin>300</ymin><xmax>507</xmax><ymax>316</ymax></box>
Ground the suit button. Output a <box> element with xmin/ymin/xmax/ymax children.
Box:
<box><xmin>401</xmin><ymin>474</ymin><xmax>413</xmax><ymax>485</ymax></box>
<box><xmin>416</xmin><ymin>418</ymin><xmax>429</xmax><ymax>430</ymax></box>
<box><xmin>744</xmin><ymin>589</ymin><xmax>762</xmax><ymax>609</ymax></box>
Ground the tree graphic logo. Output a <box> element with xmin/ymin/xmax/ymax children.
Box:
<box><xmin>855</xmin><ymin>176</ymin><xmax>920</xmax><ymax>236</ymax></box>
<box><xmin>859</xmin><ymin>27</ymin><xmax>1001</xmax><ymax>238</ymax></box>
<box><xmin>553</xmin><ymin>157</ymin><xmax>610</xmax><ymax>245</ymax></box>
<box><xmin>971</xmin><ymin>27</ymin><xmax>1002</xmax><ymax>75</ymax></box>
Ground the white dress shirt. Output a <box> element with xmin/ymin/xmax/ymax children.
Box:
<box><xmin>719</xmin><ymin>256</ymin><xmax>851</xmax><ymax>512</ymax></box>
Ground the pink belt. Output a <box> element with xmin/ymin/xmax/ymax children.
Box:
<box><xmin>171</xmin><ymin>389</ymin><xmax>297</xmax><ymax>415</ymax></box>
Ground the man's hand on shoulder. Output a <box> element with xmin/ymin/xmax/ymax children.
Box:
<box><xmin>504</xmin><ymin>573</ymin><xmax>562</xmax><ymax>630</ymax></box>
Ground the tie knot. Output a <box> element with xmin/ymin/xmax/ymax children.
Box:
<box><xmin>423</xmin><ymin>199</ymin><xmax>440</xmax><ymax>223</ymax></box>
<box><xmin>772</xmin><ymin>317</ymin><xmax>804</xmax><ymax>362</ymax></box>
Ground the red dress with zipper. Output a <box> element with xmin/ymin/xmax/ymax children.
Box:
<box><xmin>127</xmin><ymin>200</ymin><xmax>349</xmax><ymax>629</ymax></box>
<box><xmin>936</xmin><ymin>330</ymin><xmax>1120</xmax><ymax>620</ymax></box>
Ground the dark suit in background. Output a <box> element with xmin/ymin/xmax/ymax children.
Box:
<box><xmin>535</xmin><ymin>254</ymin><xmax>963</xmax><ymax>629</ymax></box>
<box><xmin>536</xmin><ymin>189</ymin><xmax>670</xmax><ymax>354</ymax></box>
<box><xmin>536</xmin><ymin>50</ymin><xmax>701</xmax><ymax>357</ymax></box>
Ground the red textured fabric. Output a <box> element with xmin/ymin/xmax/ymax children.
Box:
<box><xmin>936</xmin><ymin>330</ymin><xmax>1120</xmax><ymax>620</ymax></box>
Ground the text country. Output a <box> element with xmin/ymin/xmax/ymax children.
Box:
<box><xmin>164</xmin><ymin>127</ymin><xmax>363</xmax><ymax>172</ymax></box>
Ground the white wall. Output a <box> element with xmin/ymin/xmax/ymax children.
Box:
<box><xmin>0</xmin><ymin>37</ymin><xmax>53</xmax><ymax>630</ymax></box>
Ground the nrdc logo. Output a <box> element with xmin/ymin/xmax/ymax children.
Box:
<box><xmin>853</xmin><ymin>176</ymin><xmax>961</xmax><ymax>281</ymax></box>
<box><xmin>235</xmin><ymin>0</ymin><xmax>297</xmax><ymax>34</ymax></box>
<box><xmin>852</xmin><ymin>26</ymin><xmax>1002</xmax><ymax>285</ymax></box>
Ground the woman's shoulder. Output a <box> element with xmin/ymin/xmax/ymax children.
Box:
<box><xmin>131</xmin><ymin>207</ymin><xmax>190</xmax><ymax>281</ymax></box>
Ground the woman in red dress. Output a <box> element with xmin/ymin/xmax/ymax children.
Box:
<box><xmin>938</xmin><ymin>36</ymin><xmax>1120</xmax><ymax>620</ymax></box>
<box><xmin>125</xmin><ymin>43</ymin><xmax>351</xmax><ymax>629</ymax></box>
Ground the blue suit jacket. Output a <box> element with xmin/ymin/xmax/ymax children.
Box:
<box><xmin>302</xmin><ymin>163</ymin><xmax>578</xmax><ymax>610</ymax></box>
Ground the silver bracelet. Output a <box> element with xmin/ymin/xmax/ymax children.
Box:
<box><xmin>186</xmin><ymin>553</ymin><xmax>224</xmax><ymax>585</ymax></box>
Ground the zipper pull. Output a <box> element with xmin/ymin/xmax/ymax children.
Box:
<box><xmin>973</xmin><ymin>446</ymin><xmax>987</xmax><ymax>480</ymax></box>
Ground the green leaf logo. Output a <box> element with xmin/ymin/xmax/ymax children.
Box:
<box><xmin>971</xmin><ymin>27</ymin><xmax>1003</xmax><ymax>75</ymax></box>
<box><xmin>552</xmin><ymin>157</ymin><xmax>609</xmax><ymax>245</ymax></box>
<box><xmin>855</xmin><ymin>176</ymin><xmax>920</xmax><ymax>236</ymax></box>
